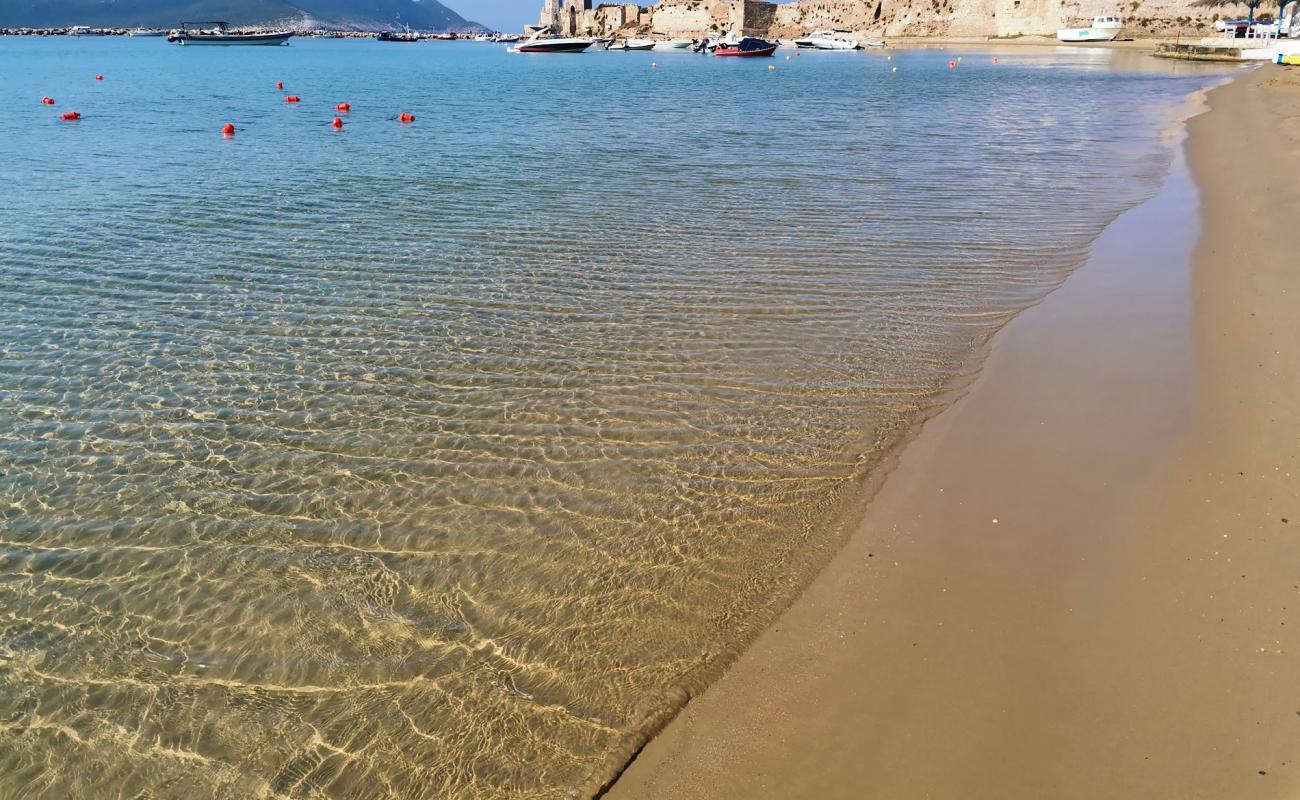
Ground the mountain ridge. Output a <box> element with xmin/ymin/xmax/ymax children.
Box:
<box><xmin>0</xmin><ymin>0</ymin><xmax>484</xmax><ymax>31</ymax></box>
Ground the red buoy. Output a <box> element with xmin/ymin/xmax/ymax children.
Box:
<box><xmin>948</xmin><ymin>60</ymin><xmax>957</xmax><ymax>68</ymax></box>
<box><xmin>221</xmin><ymin>123</ymin><xmax>236</xmax><ymax>136</ymax></box>
<box><xmin>95</xmin><ymin>74</ymin><xmax>104</xmax><ymax>80</ymax></box>
<box><xmin>331</xmin><ymin>117</ymin><xmax>344</xmax><ymax>129</ymax></box>
<box><xmin>276</xmin><ymin>81</ymin><xmax>284</xmax><ymax>89</ymax></box>
<box><xmin>397</xmin><ymin>113</ymin><xmax>415</xmax><ymax>123</ymax></box>
<box><xmin>60</xmin><ymin>111</ymin><xmax>81</xmax><ymax>121</ymax></box>
<box><xmin>285</xmin><ymin>95</ymin><xmax>301</xmax><ymax>103</ymax></box>
<box><xmin>335</xmin><ymin>102</ymin><xmax>351</xmax><ymax>112</ymax></box>
<box><xmin>41</xmin><ymin>96</ymin><xmax>55</xmax><ymax>105</ymax></box>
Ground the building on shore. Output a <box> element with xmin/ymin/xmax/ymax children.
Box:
<box><xmin>539</xmin><ymin>0</ymin><xmax>590</xmax><ymax>36</ymax></box>
<box><xmin>534</xmin><ymin>0</ymin><xmax>1231</xmax><ymax>40</ymax></box>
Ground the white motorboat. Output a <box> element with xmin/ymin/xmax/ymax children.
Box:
<box><xmin>794</xmin><ymin>30</ymin><xmax>861</xmax><ymax>49</ymax></box>
<box><xmin>654</xmin><ymin>39</ymin><xmax>694</xmax><ymax>49</ymax></box>
<box><xmin>609</xmin><ymin>38</ymin><xmax>656</xmax><ymax>51</ymax></box>
<box><xmin>790</xmin><ymin>29</ymin><xmax>863</xmax><ymax>49</ymax></box>
<box><xmin>68</xmin><ymin>26</ymin><xmax>107</xmax><ymax>36</ymax></box>
<box><xmin>510</xmin><ymin>27</ymin><xmax>593</xmax><ymax>53</ymax></box>
<box><xmin>1057</xmin><ymin>15</ymin><xmax>1123</xmax><ymax>42</ymax></box>
<box><xmin>128</xmin><ymin>28</ymin><xmax>167</xmax><ymax>36</ymax></box>
<box><xmin>697</xmin><ymin>31</ymin><xmax>739</xmax><ymax>51</ymax></box>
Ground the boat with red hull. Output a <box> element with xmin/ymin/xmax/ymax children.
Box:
<box><xmin>714</xmin><ymin>37</ymin><xmax>777</xmax><ymax>57</ymax></box>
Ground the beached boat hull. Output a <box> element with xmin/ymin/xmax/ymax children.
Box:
<box><xmin>1056</xmin><ymin>27</ymin><xmax>1121</xmax><ymax>41</ymax></box>
<box><xmin>1057</xmin><ymin>17</ymin><xmax>1123</xmax><ymax>41</ymax></box>
<box><xmin>172</xmin><ymin>31</ymin><xmax>294</xmax><ymax>45</ymax></box>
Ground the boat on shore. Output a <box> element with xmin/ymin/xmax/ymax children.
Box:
<box><xmin>169</xmin><ymin>21</ymin><xmax>293</xmax><ymax>45</ymax></box>
<box><xmin>1057</xmin><ymin>15</ymin><xmax>1123</xmax><ymax>42</ymax></box>
<box><xmin>510</xmin><ymin>27</ymin><xmax>593</xmax><ymax>53</ymax></box>
<box><xmin>714</xmin><ymin>36</ymin><xmax>778</xmax><ymax>57</ymax></box>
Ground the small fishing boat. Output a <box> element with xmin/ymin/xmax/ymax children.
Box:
<box><xmin>128</xmin><ymin>28</ymin><xmax>167</xmax><ymax>36</ymax></box>
<box><xmin>170</xmin><ymin>21</ymin><xmax>293</xmax><ymax>45</ymax></box>
<box><xmin>378</xmin><ymin>29</ymin><xmax>420</xmax><ymax>42</ymax></box>
<box><xmin>609</xmin><ymin>38</ymin><xmax>657</xmax><ymax>51</ymax></box>
<box><xmin>68</xmin><ymin>26</ymin><xmax>107</xmax><ymax>36</ymax></box>
<box><xmin>433</xmin><ymin>32</ymin><xmax>458</xmax><ymax>40</ymax></box>
<box><xmin>511</xmin><ymin>27</ymin><xmax>593</xmax><ymax>53</ymax></box>
<box><xmin>1057</xmin><ymin>15</ymin><xmax>1123</xmax><ymax>42</ymax></box>
<box><xmin>714</xmin><ymin>36</ymin><xmax>778</xmax><ymax>57</ymax></box>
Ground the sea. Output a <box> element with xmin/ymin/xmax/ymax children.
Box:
<box><xmin>0</xmin><ymin>35</ymin><xmax>1232</xmax><ymax>799</ymax></box>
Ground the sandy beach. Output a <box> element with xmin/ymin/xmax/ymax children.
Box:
<box><xmin>607</xmin><ymin>64</ymin><xmax>1300</xmax><ymax>800</ymax></box>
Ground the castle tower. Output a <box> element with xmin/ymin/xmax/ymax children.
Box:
<box><xmin>539</xmin><ymin>0</ymin><xmax>592</xmax><ymax>35</ymax></box>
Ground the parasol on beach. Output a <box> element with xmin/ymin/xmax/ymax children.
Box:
<box><xmin>1192</xmin><ymin>0</ymin><xmax>1286</xmax><ymax>28</ymax></box>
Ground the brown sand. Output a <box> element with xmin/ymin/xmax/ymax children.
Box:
<box><xmin>607</xmin><ymin>66</ymin><xmax>1300</xmax><ymax>799</ymax></box>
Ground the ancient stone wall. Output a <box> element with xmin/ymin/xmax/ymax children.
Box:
<box><xmin>638</xmin><ymin>0</ymin><xmax>1244</xmax><ymax>38</ymax></box>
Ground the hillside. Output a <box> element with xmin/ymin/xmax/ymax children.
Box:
<box><xmin>0</xmin><ymin>0</ymin><xmax>483</xmax><ymax>31</ymax></box>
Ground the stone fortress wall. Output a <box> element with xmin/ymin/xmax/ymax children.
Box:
<box><xmin>543</xmin><ymin>0</ymin><xmax>1247</xmax><ymax>40</ymax></box>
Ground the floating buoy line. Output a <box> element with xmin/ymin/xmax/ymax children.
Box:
<box><xmin>45</xmin><ymin>54</ymin><xmax>981</xmax><ymax>136</ymax></box>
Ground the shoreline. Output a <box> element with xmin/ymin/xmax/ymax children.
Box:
<box><xmin>607</xmin><ymin>64</ymin><xmax>1300</xmax><ymax>799</ymax></box>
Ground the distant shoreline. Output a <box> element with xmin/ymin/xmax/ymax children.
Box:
<box><xmin>0</xmin><ymin>27</ymin><xmax>485</xmax><ymax>37</ymax></box>
<box><xmin>2</xmin><ymin>28</ymin><xmax>1181</xmax><ymax>46</ymax></box>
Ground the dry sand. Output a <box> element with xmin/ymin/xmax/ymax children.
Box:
<box><xmin>606</xmin><ymin>66</ymin><xmax>1300</xmax><ymax>799</ymax></box>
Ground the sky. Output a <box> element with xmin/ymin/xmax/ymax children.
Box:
<box><xmin>444</xmin><ymin>0</ymin><xmax>546</xmax><ymax>31</ymax></box>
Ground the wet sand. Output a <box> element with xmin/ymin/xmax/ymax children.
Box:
<box><xmin>607</xmin><ymin>66</ymin><xmax>1300</xmax><ymax>799</ymax></box>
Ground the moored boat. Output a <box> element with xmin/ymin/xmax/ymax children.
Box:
<box><xmin>510</xmin><ymin>27</ymin><xmax>593</xmax><ymax>53</ymax></box>
<box><xmin>794</xmin><ymin>30</ymin><xmax>861</xmax><ymax>49</ymax></box>
<box><xmin>170</xmin><ymin>21</ymin><xmax>293</xmax><ymax>45</ymax></box>
<box><xmin>609</xmin><ymin>38</ymin><xmax>656</xmax><ymax>51</ymax></box>
<box><xmin>378</xmin><ymin>29</ymin><xmax>420</xmax><ymax>42</ymax></box>
<box><xmin>68</xmin><ymin>26</ymin><xmax>107</xmax><ymax>36</ymax></box>
<box><xmin>654</xmin><ymin>38</ymin><xmax>694</xmax><ymax>49</ymax></box>
<box><xmin>714</xmin><ymin>36</ymin><xmax>778</xmax><ymax>57</ymax></box>
<box><xmin>1057</xmin><ymin>15</ymin><xmax>1123</xmax><ymax>42</ymax></box>
<box><xmin>128</xmin><ymin>28</ymin><xmax>167</xmax><ymax>37</ymax></box>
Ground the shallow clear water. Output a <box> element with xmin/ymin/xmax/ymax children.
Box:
<box><xmin>0</xmin><ymin>37</ymin><xmax>1228</xmax><ymax>799</ymax></box>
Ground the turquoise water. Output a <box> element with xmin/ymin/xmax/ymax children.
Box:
<box><xmin>1</xmin><ymin>37</ymin><xmax>1228</xmax><ymax>799</ymax></box>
